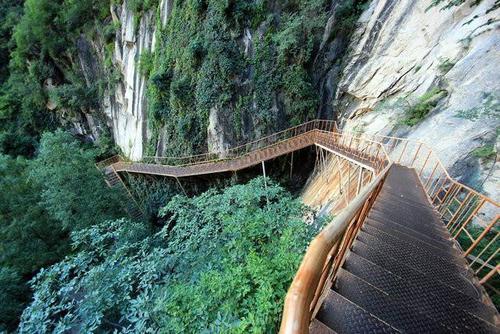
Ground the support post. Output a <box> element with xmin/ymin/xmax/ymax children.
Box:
<box><xmin>356</xmin><ymin>166</ymin><xmax>363</xmax><ymax>195</ymax></box>
<box><xmin>175</xmin><ymin>177</ymin><xmax>188</xmax><ymax>196</ymax></box>
<box><xmin>262</xmin><ymin>161</ymin><xmax>270</xmax><ymax>207</ymax></box>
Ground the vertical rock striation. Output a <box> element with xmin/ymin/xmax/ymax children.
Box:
<box><xmin>336</xmin><ymin>0</ymin><xmax>499</xmax><ymax>198</ymax></box>
<box><xmin>104</xmin><ymin>2</ymin><xmax>155</xmax><ymax>160</ymax></box>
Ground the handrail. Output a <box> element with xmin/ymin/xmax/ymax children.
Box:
<box><xmin>350</xmin><ymin>132</ymin><xmax>498</xmax><ymax>205</ymax></box>
<box><xmin>96</xmin><ymin>120</ymin><xmax>499</xmax><ymax>309</ymax></box>
<box><xmin>342</xmin><ymin>130</ymin><xmax>499</xmax><ymax>288</ymax></box>
<box><xmin>279</xmin><ymin>162</ymin><xmax>393</xmax><ymax>334</ymax></box>
<box><xmin>141</xmin><ymin>120</ymin><xmax>338</xmax><ymax>166</ymax></box>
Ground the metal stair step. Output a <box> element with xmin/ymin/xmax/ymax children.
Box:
<box><xmin>309</xmin><ymin>319</ymin><xmax>337</xmax><ymax>334</ymax></box>
<box><xmin>356</xmin><ymin>231</ymin><xmax>477</xmax><ymax>294</ymax></box>
<box><xmin>365</xmin><ymin>216</ymin><xmax>453</xmax><ymax>248</ymax></box>
<box><xmin>361</xmin><ymin>223</ymin><xmax>468</xmax><ymax>266</ymax></box>
<box><xmin>351</xmin><ymin>240</ymin><xmax>484</xmax><ymax>302</ymax></box>
<box><xmin>373</xmin><ymin>197</ymin><xmax>437</xmax><ymax>218</ymax></box>
<box><xmin>377</xmin><ymin>190</ymin><xmax>434</xmax><ymax>210</ymax></box>
<box><xmin>315</xmin><ymin>290</ymin><xmax>398</xmax><ymax>334</ymax></box>
<box><xmin>334</xmin><ymin>269</ymin><xmax>453</xmax><ymax>333</ymax></box>
<box><xmin>344</xmin><ymin>252</ymin><xmax>498</xmax><ymax>331</ymax></box>
<box><xmin>368</xmin><ymin>209</ymin><xmax>450</xmax><ymax>239</ymax></box>
<box><xmin>370</xmin><ymin>205</ymin><xmax>447</xmax><ymax>232</ymax></box>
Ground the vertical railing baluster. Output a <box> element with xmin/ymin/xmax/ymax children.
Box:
<box><xmin>419</xmin><ymin>150</ymin><xmax>432</xmax><ymax>177</ymax></box>
<box><xmin>464</xmin><ymin>215</ymin><xmax>499</xmax><ymax>257</ymax></box>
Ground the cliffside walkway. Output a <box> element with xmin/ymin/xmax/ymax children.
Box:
<box><xmin>97</xmin><ymin>121</ymin><xmax>385</xmax><ymax>178</ymax></box>
<box><xmin>97</xmin><ymin>120</ymin><xmax>499</xmax><ymax>333</ymax></box>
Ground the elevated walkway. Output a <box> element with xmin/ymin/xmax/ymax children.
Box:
<box><xmin>98</xmin><ymin>120</ymin><xmax>499</xmax><ymax>332</ymax></box>
<box><xmin>103</xmin><ymin>126</ymin><xmax>384</xmax><ymax>178</ymax></box>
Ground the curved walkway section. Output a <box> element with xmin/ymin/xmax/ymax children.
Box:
<box><xmin>107</xmin><ymin>129</ymin><xmax>388</xmax><ymax>178</ymax></box>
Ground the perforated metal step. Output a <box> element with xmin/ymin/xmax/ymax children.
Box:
<box><xmin>314</xmin><ymin>290</ymin><xmax>398</xmax><ymax>334</ymax></box>
<box><xmin>365</xmin><ymin>216</ymin><xmax>454</xmax><ymax>249</ymax></box>
<box><xmin>351</xmin><ymin>240</ymin><xmax>495</xmax><ymax>319</ymax></box>
<box><xmin>360</xmin><ymin>224</ymin><xmax>468</xmax><ymax>268</ymax></box>
<box><xmin>344</xmin><ymin>252</ymin><xmax>498</xmax><ymax>331</ymax></box>
<box><xmin>368</xmin><ymin>208</ymin><xmax>449</xmax><ymax>238</ymax></box>
<box><xmin>335</xmin><ymin>269</ymin><xmax>453</xmax><ymax>333</ymax></box>
<box><xmin>310</xmin><ymin>319</ymin><xmax>337</xmax><ymax>334</ymax></box>
<box><xmin>355</xmin><ymin>231</ymin><xmax>479</xmax><ymax>297</ymax></box>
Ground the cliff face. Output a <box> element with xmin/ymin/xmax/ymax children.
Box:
<box><xmin>87</xmin><ymin>0</ymin><xmax>361</xmax><ymax>160</ymax></box>
<box><xmin>103</xmin><ymin>1</ymin><xmax>157</xmax><ymax>160</ymax></box>
<box><xmin>335</xmin><ymin>0</ymin><xmax>499</xmax><ymax>198</ymax></box>
<box><xmin>76</xmin><ymin>0</ymin><xmax>497</xmax><ymax>196</ymax></box>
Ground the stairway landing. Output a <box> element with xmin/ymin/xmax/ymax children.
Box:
<box><xmin>312</xmin><ymin>165</ymin><xmax>499</xmax><ymax>333</ymax></box>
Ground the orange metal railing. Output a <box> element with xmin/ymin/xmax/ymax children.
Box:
<box><xmin>96</xmin><ymin>120</ymin><xmax>498</xmax><ymax>327</ymax></box>
<box><xmin>279</xmin><ymin>132</ymin><xmax>393</xmax><ymax>334</ymax></box>
<box><xmin>141</xmin><ymin>120</ymin><xmax>338</xmax><ymax>166</ymax></box>
<box><xmin>280</xmin><ymin>128</ymin><xmax>498</xmax><ymax>334</ymax></box>
<box><xmin>99</xmin><ymin>121</ymin><xmax>391</xmax><ymax>178</ymax></box>
<box><xmin>346</xmin><ymin>132</ymin><xmax>499</xmax><ymax>292</ymax></box>
<box><xmin>280</xmin><ymin>162</ymin><xmax>393</xmax><ymax>334</ymax></box>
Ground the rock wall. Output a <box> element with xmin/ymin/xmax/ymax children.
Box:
<box><xmin>335</xmin><ymin>0</ymin><xmax>499</xmax><ymax>198</ymax></box>
<box><xmin>102</xmin><ymin>1</ymin><xmax>156</xmax><ymax>160</ymax></box>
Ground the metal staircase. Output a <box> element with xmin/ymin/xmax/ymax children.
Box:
<box><xmin>312</xmin><ymin>165</ymin><xmax>498</xmax><ymax>333</ymax></box>
<box><xmin>97</xmin><ymin>156</ymin><xmax>144</xmax><ymax>221</ymax></box>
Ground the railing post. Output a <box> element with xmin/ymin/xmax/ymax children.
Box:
<box><xmin>397</xmin><ymin>141</ymin><xmax>408</xmax><ymax>164</ymax></box>
<box><xmin>410</xmin><ymin>142</ymin><xmax>423</xmax><ymax>167</ymax></box>
<box><xmin>450</xmin><ymin>196</ymin><xmax>479</xmax><ymax>236</ymax></box>
<box><xmin>470</xmin><ymin>232</ymin><xmax>500</xmax><ymax>267</ymax></box>
<box><xmin>438</xmin><ymin>182</ymin><xmax>457</xmax><ymax>213</ymax></box>
<box><xmin>356</xmin><ymin>167</ymin><xmax>363</xmax><ymax>195</ymax></box>
<box><xmin>464</xmin><ymin>215</ymin><xmax>499</xmax><ymax>257</ymax></box>
<box><xmin>448</xmin><ymin>192</ymin><xmax>472</xmax><ymax>231</ymax></box>
<box><xmin>430</xmin><ymin>175</ymin><xmax>446</xmax><ymax>203</ymax></box>
<box><xmin>425</xmin><ymin>162</ymin><xmax>439</xmax><ymax>191</ymax></box>
<box><xmin>479</xmin><ymin>264</ymin><xmax>500</xmax><ymax>285</ymax></box>
<box><xmin>419</xmin><ymin>150</ymin><xmax>432</xmax><ymax>177</ymax></box>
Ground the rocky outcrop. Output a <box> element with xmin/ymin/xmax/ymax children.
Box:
<box><xmin>335</xmin><ymin>0</ymin><xmax>499</xmax><ymax>198</ymax></box>
<box><xmin>102</xmin><ymin>2</ymin><xmax>156</xmax><ymax>160</ymax></box>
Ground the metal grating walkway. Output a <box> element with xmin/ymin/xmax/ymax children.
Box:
<box><xmin>313</xmin><ymin>165</ymin><xmax>499</xmax><ymax>333</ymax></box>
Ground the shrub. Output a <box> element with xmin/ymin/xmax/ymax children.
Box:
<box><xmin>437</xmin><ymin>58</ymin><xmax>455</xmax><ymax>74</ymax></box>
<box><xmin>18</xmin><ymin>178</ymin><xmax>322</xmax><ymax>333</ymax></box>
<box><xmin>402</xmin><ymin>88</ymin><xmax>448</xmax><ymax>126</ymax></box>
<box><xmin>472</xmin><ymin>144</ymin><xmax>496</xmax><ymax>161</ymax></box>
<box><xmin>138</xmin><ymin>50</ymin><xmax>154</xmax><ymax>78</ymax></box>
<box><xmin>0</xmin><ymin>268</ymin><xmax>28</xmax><ymax>332</ymax></box>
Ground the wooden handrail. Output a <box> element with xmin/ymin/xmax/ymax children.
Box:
<box><xmin>279</xmin><ymin>162</ymin><xmax>393</xmax><ymax>334</ymax></box>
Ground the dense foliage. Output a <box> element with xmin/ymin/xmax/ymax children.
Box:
<box><xmin>0</xmin><ymin>131</ymin><xmax>125</xmax><ymax>331</ymax></box>
<box><xmin>0</xmin><ymin>0</ymin><xmax>363</xmax><ymax>331</ymax></box>
<box><xmin>146</xmin><ymin>0</ymin><xmax>331</xmax><ymax>155</ymax></box>
<box><xmin>18</xmin><ymin>178</ymin><xmax>321</xmax><ymax>333</ymax></box>
<box><xmin>0</xmin><ymin>0</ymin><xmax>112</xmax><ymax>156</ymax></box>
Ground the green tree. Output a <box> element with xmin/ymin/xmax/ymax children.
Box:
<box><xmin>0</xmin><ymin>154</ymin><xmax>68</xmax><ymax>331</ymax></box>
<box><xmin>0</xmin><ymin>154</ymin><xmax>69</xmax><ymax>275</ymax></box>
<box><xmin>0</xmin><ymin>0</ymin><xmax>111</xmax><ymax>157</ymax></box>
<box><xmin>0</xmin><ymin>268</ymin><xmax>28</xmax><ymax>332</ymax></box>
<box><xmin>0</xmin><ymin>130</ymin><xmax>126</xmax><ymax>330</ymax></box>
<box><xmin>19</xmin><ymin>178</ymin><xmax>322</xmax><ymax>333</ymax></box>
<box><xmin>30</xmin><ymin>130</ymin><xmax>125</xmax><ymax>230</ymax></box>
